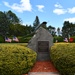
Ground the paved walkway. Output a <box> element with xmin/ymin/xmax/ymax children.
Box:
<box><xmin>23</xmin><ymin>61</ymin><xmax>61</xmax><ymax>75</ymax></box>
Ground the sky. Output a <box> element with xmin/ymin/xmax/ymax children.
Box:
<box><xmin>0</xmin><ymin>0</ymin><xmax>75</xmax><ymax>29</ymax></box>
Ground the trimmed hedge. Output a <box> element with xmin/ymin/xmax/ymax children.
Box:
<box><xmin>50</xmin><ymin>43</ymin><xmax>75</xmax><ymax>75</ymax></box>
<box><xmin>0</xmin><ymin>44</ymin><xmax>37</xmax><ymax>75</ymax></box>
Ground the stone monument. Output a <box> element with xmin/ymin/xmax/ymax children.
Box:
<box><xmin>28</xmin><ymin>27</ymin><xmax>53</xmax><ymax>61</ymax></box>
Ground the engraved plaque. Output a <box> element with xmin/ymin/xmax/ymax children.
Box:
<box><xmin>38</xmin><ymin>41</ymin><xmax>49</xmax><ymax>52</ymax></box>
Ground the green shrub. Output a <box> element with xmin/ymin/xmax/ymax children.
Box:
<box><xmin>0</xmin><ymin>44</ymin><xmax>37</xmax><ymax>75</ymax></box>
<box><xmin>18</xmin><ymin>36</ymin><xmax>31</xmax><ymax>43</ymax></box>
<box><xmin>50</xmin><ymin>43</ymin><xmax>75</xmax><ymax>75</ymax></box>
<box><xmin>0</xmin><ymin>36</ymin><xmax>4</xmax><ymax>43</ymax></box>
<box><xmin>53</xmin><ymin>36</ymin><xmax>63</xmax><ymax>43</ymax></box>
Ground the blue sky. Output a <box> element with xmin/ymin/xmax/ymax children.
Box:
<box><xmin>0</xmin><ymin>0</ymin><xmax>75</xmax><ymax>29</ymax></box>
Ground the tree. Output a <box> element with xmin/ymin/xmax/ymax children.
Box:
<box><xmin>5</xmin><ymin>10</ymin><xmax>22</xmax><ymax>36</ymax></box>
<box><xmin>57</xmin><ymin>27</ymin><xmax>61</xmax><ymax>36</ymax></box>
<box><xmin>0</xmin><ymin>11</ymin><xmax>10</xmax><ymax>37</ymax></box>
<box><xmin>47</xmin><ymin>25</ymin><xmax>56</xmax><ymax>36</ymax></box>
<box><xmin>5</xmin><ymin>10</ymin><xmax>20</xmax><ymax>24</ymax></box>
<box><xmin>9</xmin><ymin>24</ymin><xmax>29</xmax><ymax>36</ymax></box>
<box><xmin>33</xmin><ymin>16</ymin><xmax>40</xmax><ymax>30</ymax></box>
<box><xmin>62</xmin><ymin>21</ymin><xmax>75</xmax><ymax>38</ymax></box>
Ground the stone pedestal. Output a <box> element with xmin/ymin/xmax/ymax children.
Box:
<box><xmin>28</xmin><ymin>27</ymin><xmax>53</xmax><ymax>61</ymax></box>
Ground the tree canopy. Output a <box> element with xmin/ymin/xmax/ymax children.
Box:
<box><xmin>33</xmin><ymin>16</ymin><xmax>40</xmax><ymax>30</ymax></box>
<box><xmin>5</xmin><ymin>10</ymin><xmax>20</xmax><ymax>24</ymax></box>
<box><xmin>62</xmin><ymin>21</ymin><xmax>75</xmax><ymax>38</ymax></box>
<box><xmin>0</xmin><ymin>11</ymin><xmax>10</xmax><ymax>37</ymax></box>
<box><xmin>0</xmin><ymin>10</ymin><xmax>59</xmax><ymax>38</ymax></box>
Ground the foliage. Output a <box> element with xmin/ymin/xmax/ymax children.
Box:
<box><xmin>0</xmin><ymin>11</ymin><xmax>10</xmax><ymax>36</ymax></box>
<box><xmin>57</xmin><ymin>27</ymin><xmax>61</xmax><ymax>36</ymax></box>
<box><xmin>62</xmin><ymin>21</ymin><xmax>75</xmax><ymax>38</ymax></box>
<box><xmin>0</xmin><ymin>10</ymin><xmax>57</xmax><ymax>37</ymax></box>
<box><xmin>33</xmin><ymin>16</ymin><xmax>40</xmax><ymax>30</ymax></box>
<box><xmin>9</xmin><ymin>24</ymin><xmax>26</xmax><ymax>36</ymax></box>
<box><xmin>53</xmin><ymin>36</ymin><xmax>63</xmax><ymax>43</ymax></box>
<box><xmin>50</xmin><ymin>43</ymin><xmax>75</xmax><ymax>75</ymax></box>
<box><xmin>6</xmin><ymin>10</ymin><xmax>20</xmax><ymax>24</ymax></box>
<box><xmin>19</xmin><ymin>36</ymin><xmax>32</xmax><ymax>43</ymax></box>
<box><xmin>0</xmin><ymin>10</ymin><xmax>21</xmax><ymax>37</ymax></box>
<box><xmin>0</xmin><ymin>10</ymin><xmax>33</xmax><ymax>37</ymax></box>
<box><xmin>0</xmin><ymin>36</ymin><xmax>4</xmax><ymax>43</ymax></box>
<box><xmin>9</xmin><ymin>24</ymin><xmax>33</xmax><ymax>36</ymax></box>
<box><xmin>0</xmin><ymin>44</ymin><xmax>37</xmax><ymax>75</ymax></box>
<box><xmin>47</xmin><ymin>25</ymin><xmax>56</xmax><ymax>36</ymax></box>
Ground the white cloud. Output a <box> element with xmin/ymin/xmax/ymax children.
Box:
<box><xmin>64</xmin><ymin>17</ymin><xmax>75</xmax><ymax>23</ymax></box>
<box><xmin>3</xmin><ymin>2</ymin><xmax>11</xmax><ymax>7</ymax></box>
<box><xmin>54</xmin><ymin>3</ymin><xmax>62</xmax><ymax>8</ymax></box>
<box><xmin>53</xmin><ymin>3</ymin><xmax>67</xmax><ymax>15</ymax></box>
<box><xmin>68</xmin><ymin>7</ymin><xmax>75</xmax><ymax>14</ymax></box>
<box><xmin>36</xmin><ymin>5</ymin><xmax>44</xmax><ymax>12</ymax></box>
<box><xmin>53</xmin><ymin>8</ymin><xmax>67</xmax><ymax>15</ymax></box>
<box><xmin>3</xmin><ymin>0</ymin><xmax>32</xmax><ymax>13</ymax></box>
<box><xmin>54</xmin><ymin>3</ymin><xmax>75</xmax><ymax>15</ymax></box>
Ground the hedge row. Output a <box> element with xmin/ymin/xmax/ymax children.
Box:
<box><xmin>0</xmin><ymin>44</ymin><xmax>37</xmax><ymax>75</ymax></box>
<box><xmin>50</xmin><ymin>43</ymin><xmax>75</xmax><ymax>75</ymax></box>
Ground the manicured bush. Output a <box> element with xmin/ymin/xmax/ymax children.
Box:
<box><xmin>50</xmin><ymin>43</ymin><xmax>75</xmax><ymax>75</ymax></box>
<box><xmin>0</xmin><ymin>44</ymin><xmax>37</xmax><ymax>75</ymax></box>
